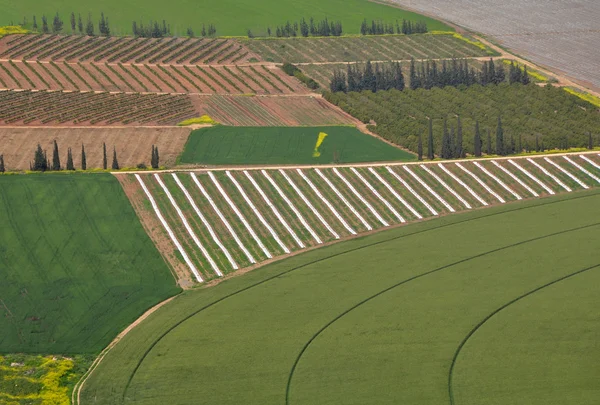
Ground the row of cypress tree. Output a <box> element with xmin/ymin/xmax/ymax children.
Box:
<box><xmin>27</xmin><ymin>12</ymin><xmax>110</xmax><ymax>36</ymax></box>
<box><xmin>330</xmin><ymin>61</ymin><xmax>405</xmax><ymax>93</ymax></box>
<box><xmin>360</xmin><ymin>19</ymin><xmax>427</xmax><ymax>36</ymax></box>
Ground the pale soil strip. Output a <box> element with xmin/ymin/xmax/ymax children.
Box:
<box><xmin>544</xmin><ymin>158</ymin><xmax>589</xmax><ymax>189</ymax></box>
<box><xmin>227</xmin><ymin>171</ymin><xmax>290</xmax><ymax>254</ymax></box>
<box><xmin>564</xmin><ymin>156</ymin><xmax>600</xmax><ymax>184</ymax></box>
<box><xmin>413</xmin><ymin>166</ymin><xmax>457</xmax><ymax>212</ymax></box>
<box><xmin>315</xmin><ymin>168</ymin><xmax>372</xmax><ymax>231</ymax></box>
<box><xmin>438</xmin><ymin>163</ymin><xmax>486</xmax><ymax>206</ymax></box>
<box><xmin>333</xmin><ymin>167</ymin><xmax>388</xmax><ymax>227</ymax></box>
<box><xmin>526</xmin><ymin>158</ymin><xmax>571</xmax><ymax>192</ymax></box>
<box><xmin>155</xmin><ymin>174</ymin><xmax>222</xmax><ymax>277</ymax></box>
<box><xmin>455</xmin><ymin>162</ymin><xmax>505</xmax><ymax>203</ymax></box>
<box><xmin>262</xmin><ymin>170</ymin><xmax>321</xmax><ymax>244</ymax></box>
<box><xmin>245</xmin><ymin>170</ymin><xmax>305</xmax><ymax>248</ymax></box>
<box><xmin>209</xmin><ymin>172</ymin><xmax>271</xmax><ymax>258</ymax></box>
<box><xmin>280</xmin><ymin>169</ymin><xmax>339</xmax><ymax>239</ymax></box>
<box><xmin>368</xmin><ymin>168</ymin><xmax>422</xmax><ymax>220</ymax></box>
<box><xmin>473</xmin><ymin>162</ymin><xmax>522</xmax><ymax>200</ymax></box>
<box><xmin>135</xmin><ymin>174</ymin><xmax>203</xmax><ymax>282</ymax></box>
<box><xmin>386</xmin><ymin>167</ymin><xmax>438</xmax><ymax>216</ymax></box>
<box><xmin>173</xmin><ymin>174</ymin><xmax>238</xmax><ymax>270</ymax></box>
<box><xmin>492</xmin><ymin>161</ymin><xmax>539</xmax><ymax>197</ymax></box>
<box><xmin>580</xmin><ymin>155</ymin><xmax>600</xmax><ymax>171</ymax></box>
<box><xmin>191</xmin><ymin>173</ymin><xmax>256</xmax><ymax>264</ymax></box>
<box><xmin>508</xmin><ymin>160</ymin><xmax>555</xmax><ymax>195</ymax></box>
<box><xmin>351</xmin><ymin>167</ymin><xmax>405</xmax><ymax>223</ymax></box>
<box><xmin>297</xmin><ymin>169</ymin><xmax>355</xmax><ymax>235</ymax></box>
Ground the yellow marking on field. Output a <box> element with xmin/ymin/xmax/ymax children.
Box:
<box><xmin>313</xmin><ymin>132</ymin><xmax>328</xmax><ymax>158</ymax></box>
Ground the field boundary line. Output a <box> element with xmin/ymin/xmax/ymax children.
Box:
<box><xmin>447</xmin><ymin>262</ymin><xmax>600</xmax><ymax>404</ymax></box>
<box><xmin>155</xmin><ymin>173</ymin><xmax>222</xmax><ymax>277</ymax></box>
<box><xmin>492</xmin><ymin>160</ymin><xmax>538</xmax><ymax>197</ymax></box>
<box><xmin>508</xmin><ymin>160</ymin><xmax>554</xmax><ymax>195</ymax></box>
<box><xmin>474</xmin><ymin>161</ymin><xmax>521</xmax><ymax>200</ymax></box>
<box><xmin>208</xmin><ymin>172</ymin><xmax>270</xmax><ymax>258</ymax></box>
<box><xmin>173</xmin><ymin>173</ymin><xmax>238</xmax><ymax>270</ymax></box>
<box><xmin>284</xmin><ymin>222</ymin><xmax>600</xmax><ymax>405</ymax></box>
<box><xmin>334</xmin><ymin>167</ymin><xmax>388</xmax><ymax>226</ymax></box>
<box><xmin>113</xmin><ymin>191</ymin><xmax>599</xmax><ymax>402</ymax></box>
<box><xmin>405</xmin><ymin>165</ymin><xmax>455</xmax><ymax>212</ymax></box>
<box><xmin>135</xmin><ymin>174</ymin><xmax>203</xmax><ymax>282</ymax></box>
<box><xmin>280</xmin><ymin>169</ymin><xmax>339</xmax><ymax>239</ymax></box>
<box><xmin>192</xmin><ymin>173</ymin><xmax>256</xmax><ymax>263</ymax></box>
<box><xmin>527</xmin><ymin>158</ymin><xmax>571</xmax><ymax>192</ymax></box>
<box><xmin>565</xmin><ymin>156</ymin><xmax>600</xmax><ymax>184</ymax></box>
<box><xmin>437</xmin><ymin>163</ymin><xmax>484</xmax><ymax>206</ymax></box>
<box><xmin>351</xmin><ymin>167</ymin><xmax>405</xmax><ymax>223</ymax></box>
<box><xmin>543</xmin><ymin>158</ymin><xmax>588</xmax><ymax>189</ymax></box>
<box><xmin>297</xmin><ymin>169</ymin><xmax>356</xmax><ymax>235</ymax></box>
<box><xmin>456</xmin><ymin>162</ymin><xmax>505</xmax><ymax>203</ymax></box>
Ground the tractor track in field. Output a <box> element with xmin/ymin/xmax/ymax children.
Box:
<box><xmin>447</xmin><ymin>262</ymin><xmax>600</xmax><ymax>405</ymax></box>
<box><xmin>75</xmin><ymin>190</ymin><xmax>599</xmax><ymax>404</ymax></box>
<box><xmin>283</xmin><ymin>222</ymin><xmax>600</xmax><ymax>405</ymax></box>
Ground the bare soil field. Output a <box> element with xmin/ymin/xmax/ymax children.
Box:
<box><xmin>388</xmin><ymin>0</ymin><xmax>600</xmax><ymax>91</ymax></box>
<box><xmin>0</xmin><ymin>126</ymin><xmax>191</xmax><ymax>170</ymax></box>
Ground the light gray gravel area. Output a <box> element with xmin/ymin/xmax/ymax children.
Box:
<box><xmin>388</xmin><ymin>0</ymin><xmax>600</xmax><ymax>89</ymax></box>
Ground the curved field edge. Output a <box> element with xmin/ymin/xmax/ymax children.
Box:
<box><xmin>451</xmin><ymin>269</ymin><xmax>600</xmax><ymax>405</ymax></box>
<box><xmin>79</xmin><ymin>188</ymin><xmax>600</xmax><ymax>404</ymax></box>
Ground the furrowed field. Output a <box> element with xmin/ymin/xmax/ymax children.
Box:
<box><xmin>0</xmin><ymin>174</ymin><xmax>180</xmax><ymax>354</ymax></box>
<box><xmin>179</xmin><ymin>126</ymin><xmax>415</xmax><ymax>165</ymax></box>
<box><xmin>80</xmin><ymin>189</ymin><xmax>600</xmax><ymax>404</ymax></box>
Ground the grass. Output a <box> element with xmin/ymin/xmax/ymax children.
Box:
<box><xmin>179</xmin><ymin>125</ymin><xmax>416</xmax><ymax>165</ymax></box>
<box><xmin>1</xmin><ymin>2</ymin><xmax>450</xmax><ymax>37</ymax></box>
<box><xmin>0</xmin><ymin>174</ymin><xmax>181</xmax><ymax>354</ymax></box>
<box><xmin>79</xmin><ymin>188</ymin><xmax>600</xmax><ymax>404</ymax></box>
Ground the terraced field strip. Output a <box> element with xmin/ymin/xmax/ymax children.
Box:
<box><xmin>473</xmin><ymin>161</ymin><xmax>522</xmax><ymax>200</ymax></box>
<box><xmin>427</xmin><ymin>163</ymin><xmax>479</xmax><ymax>209</ymax></box>
<box><xmin>364</xmin><ymin>167</ymin><xmax>423</xmax><ymax>220</ymax></box>
<box><xmin>508</xmin><ymin>159</ymin><xmax>555</xmax><ymax>195</ymax></box>
<box><xmin>455</xmin><ymin>162</ymin><xmax>506</xmax><ymax>203</ymax></box>
<box><xmin>564</xmin><ymin>156</ymin><xmax>600</xmax><ymax>185</ymax></box>
<box><xmin>412</xmin><ymin>165</ymin><xmax>457</xmax><ymax>212</ymax></box>
<box><xmin>384</xmin><ymin>166</ymin><xmax>438</xmax><ymax>216</ymax></box>
<box><xmin>490</xmin><ymin>160</ymin><xmax>539</xmax><ymax>197</ymax></box>
<box><xmin>525</xmin><ymin>158</ymin><xmax>571</xmax><ymax>192</ymax></box>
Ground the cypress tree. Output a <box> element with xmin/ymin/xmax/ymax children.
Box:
<box><xmin>0</xmin><ymin>154</ymin><xmax>4</xmax><ymax>173</ymax></box>
<box><xmin>154</xmin><ymin>146</ymin><xmax>159</xmax><ymax>168</ymax></box>
<box><xmin>52</xmin><ymin>140</ymin><xmax>61</xmax><ymax>170</ymax></box>
<box><xmin>417</xmin><ymin>132</ymin><xmax>423</xmax><ymax>161</ymax></box>
<box><xmin>427</xmin><ymin>118</ymin><xmax>434</xmax><ymax>160</ymax></box>
<box><xmin>588</xmin><ymin>132</ymin><xmax>593</xmax><ymax>150</ymax></box>
<box><xmin>66</xmin><ymin>147</ymin><xmax>75</xmax><ymax>170</ymax></box>
<box><xmin>495</xmin><ymin>117</ymin><xmax>504</xmax><ymax>155</ymax></box>
<box><xmin>70</xmin><ymin>12</ymin><xmax>76</xmax><ymax>32</ymax></box>
<box><xmin>522</xmin><ymin>66</ymin><xmax>530</xmax><ymax>85</ymax></box>
<box><xmin>33</xmin><ymin>144</ymin><xmax>47</xmax><ymax>171</ymax></box>
<box><xmin>33</xmin><ymin>16</ymin><xmax>38</xmax><ymax>30</ymax></box>
<box><xmin>486</xmin><ymin>129</ymin><xmax>492</xmax><ymax>155</ymax></box>
<box><xmin>52</xmin><ymin>12</ymin><xmax>64</xmax><ymax>33</ymax></box>
<box><xmin>81</xmin><ymin>144</ymin><xmax>87</xmax><ymax>170</ymax></box>
<box><xmin>112</xmin><ymin>147</ymin><xmax>119</xmax><ymax>170</ymax></box>
<box><xmin>77</xmin><ymin>13</ymin><xmax>83</xmax><ymax>34</ymax></box>
<box><xmin>42</xmin><ymin>15</ymin><xmax>49</xmax><ymax>33</ymax></box>
<box><xmin>86</xmin><ymin>13</ymin><xmax>94</xmax><ymax>36</ymax></box>
<box><xmin>473</xmin><ymin>121</ymin><xmax>482</xmax><ymax>157</ymax></box>
<box><xmin>441</xmin><ymin>119</ymin><xmax>452</xmax><ymax>159</ymax></box>
<box><xmin>102</xmin><ymin>142</ymin><xmax>107</xmax><ymax>169</ymax></box>
<box><xmin>409</xmin><ymin>58</ymin><xmax>419</xmax><ymax>90</ymax></box>
<box><xmin>455</xmin><ymin>116</ymin><xmax>463</xmax><ymax>158</ymax></box>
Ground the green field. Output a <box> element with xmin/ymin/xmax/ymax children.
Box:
<box><xmin>0</xmin><ymin>174</ymin><xmax>181</xmax><ymax>354</ymax></box>
<box><xmin>0</xmin><ymin>0</ymin><xmax>451</xmax><ymax>37</ymax></box>
<box><xmin>80</xmin><ymin>189</ymin><xmax>600</xmax><ymax>404</ymax></box>
<box><xmin>179</xmin><ymin>126</ymin><xmax>415</xmax><ymax>165</ymax></box>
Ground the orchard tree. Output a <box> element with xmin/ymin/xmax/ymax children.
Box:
<box><xmin>473</xmin><ymin>121</ymin><xmax>482</xmax><ymax>157</ymax></box>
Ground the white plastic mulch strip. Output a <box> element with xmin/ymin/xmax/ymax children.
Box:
<box><xmin>173</xmin><ymin>173</ymin><xmax>238</xmax><ymax>271</ymax></box>
<box><xmin>455</xmin><ymin>162</ymin><xmax>505</xmax><ymax>203</ymax></box>
<box><xmin>543</xmin><ymin>158</ymin><xmax>588</xmax><ymax>189</ymax></box>
<box><xmin>262</xmin><ymin>170</ymin><xmax>321</xmax><ymax>244</ymax></box>
<box><xmin>244</xmin><ymin>170</ymin><xmax>305</xmax><ymax>249</ymax></box>
<box><xmin>508</xmin><ymin>160</ymin><xmax>554</xmax><ymax>195</ymax></box>
<box><xmin>191</xmin><ymin>174</ymin><xmax>256</xmax><ymax>264</ymax></box>
<box><xmin>386</xmin><ymin>167</ymin><xmax>438</xmax><ymax>216</ymax></box>
<box><xmin>297</xmin><ymin>169</ymin><xmax>356</xmax><ymax>235</ymax></box>
<box><xmin>226</xmin><ymin>171</ymin><xmax>290</xmax><ymax>254</ymax></box>
<box><xmin>492</xmin><ymin>160</ymin><xmax>539</xmax><ymax>197</ymax></box>
<box><xmin>280</xmin><ymin>169</ymin><xmax>339</xmax><ymax>239</ymax></box>
<box><xmin>209</xmin><ymin>172</ymin><xmax>270</xmax><ymax>259</ymax></box>
<box><xmin>135</xmin><ymin>174</ymin><xmax>203</xmax><ymax>283</ymax></box>
<box><xmin>527</xmin><ymin>158</ymin><xmax>571</xmax><ymax>192</ymax></box>
<box><xmin>155</xmin><ymin>174</ymin><xmax>223</xmax><ymax>277</ymax></box>
<box><xmin>473</xmin><ymin>162</ymin><xmax>521</xmax><ymax>200</ymax></box>
<box><xmin>565</xmin><ymin>156</ymin><xmax>600</xmax><ymax>184</ymax></box>
<box><xmin>333</xmin><ymin>167</ymin><xmax>389</xmax><ymax>227</ymax></box>
<box><xmin>368</xmin><ymin>167</ymin><xmax>422</xmax><ymax>219</ymax></box>
<box><xmin>351</xmin><ymin>168</ymin><xmax>405</xmax><ymax>223</ymax></box>
<box><xmin>437</xmin><ymin>163</ymin><xmax>485</xmax><ymax>207</ymax></box>
<box><xmin>579</xmin><ymin>155</ymin><xmax>600</xmax><ymax>171</ymax></box>
<box><xmin>315</xmin><ymin>168</ymin><xmax>372</xmax><ymax>231</ymax></box>
<box><xmin>408</xmin><ymin>165</ymin><xmax>455</xmax><ymax>212</ymax></box>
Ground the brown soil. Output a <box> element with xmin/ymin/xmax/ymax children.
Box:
<box><xmin>0</xmin><ymin>126</ymin><xmax>191</xmax><ymax>170</ymax></box>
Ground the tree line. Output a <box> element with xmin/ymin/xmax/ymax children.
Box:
<box><xmin>255</xmin><ymin>17</ymin><xmax>342</xmax><ymax>38</ymax></box>
<box><xmin>26</xmin><ymin>12</ymin><xmax>110</xmax><ymax>36</ymax></box>
<box><xmin>28</xmin><ymin>142</ymin><xmax>160</xmax><ymax>172</ymax></box>
<box><xmin>360</xmin><ymin>19</ymin><xmax>427</xmax><ymax>35</ymax></box>
<box><xmin>330</xmin><ymin>61</ymin><xmax>405</xmax><ymax>93</ymax></box>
